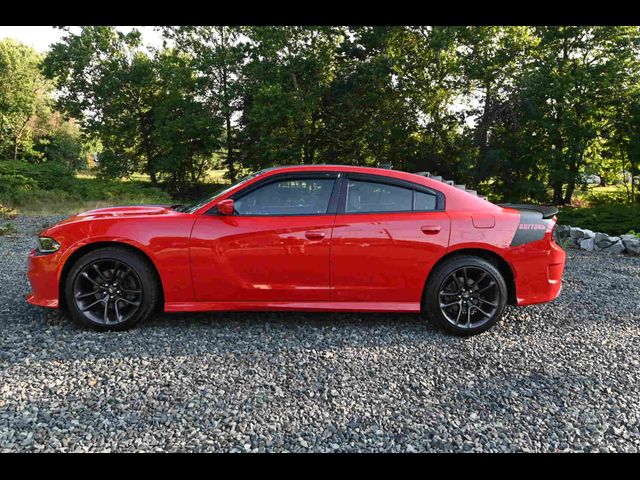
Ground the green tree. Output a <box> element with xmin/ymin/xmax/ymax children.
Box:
<box><xmin>44</xmin><ymin>26</ymin><xmax>221</xmax><ymax>189</ymax></box>
<box><xmin>162</xmin><ymin>26</ymin><xmax>245</xmax><ymax>181</ymax></box>
<box><xmin>522</xmin><ymin>26</ymin><xmax>640</xmax><ymax>205</ymax></box>
<box><xmin>0</xmin><ymin>38</ymin><xmax>52</xmax><ymax>160</ymax></box>
<box><xmin>238</xmin><ymin>26</ymin><xmax>347</xmax><ymax>169</ymax></box>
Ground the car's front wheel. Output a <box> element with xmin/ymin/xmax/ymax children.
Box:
<box><xmin>64</xmin><ymin>246</ymin><xmax>160</xmax><ymax>331</ymax></box>
<box><xmin>423</xmin><ymin>255</ymin><xmax>508</xmax><ymax>336</ymax></box>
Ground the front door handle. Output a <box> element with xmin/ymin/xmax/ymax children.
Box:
<box><xmin>421</xmin><ymin>225</ymin><xmax>441</xmax><ymax>235</ymax></box>
<box><xmin>305</xmin><ymin>231</ymin><xmax>326</xmax><ymax>240</ymax></box>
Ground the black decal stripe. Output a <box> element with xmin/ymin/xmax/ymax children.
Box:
<box><xmin>510</xmin><ymin>210</ymin><xmax>550</xmax><ymax>246</ymax></box>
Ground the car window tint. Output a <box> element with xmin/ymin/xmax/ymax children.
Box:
<box><xmin>234</xmin><ymin>178</ymin><xmax>336</xmax><ymax>215</ymax></box>
<box><xmin>346</xmin><ymin>180</ymin><xmax>438</xmax><ymax>213</ymax></box>
<box><xmin>346</xmin><ymin>180</ymin><xmax>413</xmax><ymax>213</ymax></box>
<box><xmin>413</xmin><ymin>190</ymin><xmax>437</xmax><ymax>211</ymax></box>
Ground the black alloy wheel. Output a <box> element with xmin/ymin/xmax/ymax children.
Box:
<box><xmin>424</xmin><ymin>255</ymin><xmax>508</xmax><ymax>336</ymax></box>
<box><xmin>64</xmin><ymin>247</ymin><xmax>159</xmax><ymax>331</ymax></box>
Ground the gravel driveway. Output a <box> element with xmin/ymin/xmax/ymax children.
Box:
<box><xmin>1</xmin><ymin>215</ymin><xmax>640</xmax><ymax>452</ymax></box>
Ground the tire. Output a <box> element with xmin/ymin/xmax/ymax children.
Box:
<box><xmin>423</xmin><ymin>255</ymin><xmax>507</xmax><ymax>336</ymax></box>
<box><xmin>64</xmin><ymin>246</ymin><xmax>160</xmax><ymax>331</ymax></box>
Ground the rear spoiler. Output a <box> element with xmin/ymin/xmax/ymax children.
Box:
<box><xmin>498</xmin><ymin>203</ymin><xmax>558</xmax><ymax>219</ymax></box>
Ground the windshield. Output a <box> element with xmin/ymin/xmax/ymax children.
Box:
<box><xmin>180</xmin><ymin>171</ymin><xmax>264</xmax><ymax>214</ymax></box>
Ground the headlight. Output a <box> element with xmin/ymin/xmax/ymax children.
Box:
<box><xmin>36</xmin><ymin>236</ymin><xmax>60</xmax><ymax>254</ymax></box>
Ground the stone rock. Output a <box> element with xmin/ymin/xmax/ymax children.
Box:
<box><xmin>595</xmin><ymin>233</ymin><xmax>619</xmax><ymax>250</ymax></box>
<box><xmin>579</xmin><ymin>237</ymin><xmax>595</xmax><ymax>251</ymax></box>
<box><xmin>555</xmin><ymin>225</ymin><xmax>571</xmax><ymax>239</ymax></box>
<box><xmin>569</xmin><ymin>227</ymin><xmax>586</xmax><ymax>240</ymax></box>
<box><xmin>600</xmin><ymin>239</ymin><xmax>626</xmax><ymax>254</ymax></box>
<box><xmin>622</xmin><ymin>237</ymin><xmax>640</xmax><ymax>255</ymax></box>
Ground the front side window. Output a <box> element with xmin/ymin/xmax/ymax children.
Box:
<box><xmin>346</xmin><ymin>179</ymin><xmax>437</xmax><ymax>213</ymax></box>
<box><xmin>234</xmin><ymin>178</ymin><xmax>336</xmax><ymax>216</ymax></box>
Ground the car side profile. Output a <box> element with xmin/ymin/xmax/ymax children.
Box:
<box><xmin>27</xmin><ymin>165</ymin><xmax>566</xmax><ymax>335</ymax></box>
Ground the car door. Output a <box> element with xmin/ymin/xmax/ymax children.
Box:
<box><xmin>190</xmin><ymin>172</ymin><xmax>340</xmax><ymax>302</ymax></box>
<box><xmin>330</xmin><ymin>173</ymin><xmax>450</xmax><ymax>304</ymax></box>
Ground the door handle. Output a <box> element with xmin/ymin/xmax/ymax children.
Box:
<box><xmin>305</xmin><ymin>231</ymin><xmax>326</xmax><ymax>240</ymax></box>
<box><xmin>421</xmin><ymin>225</ymin><xmax>441</xmax><ymax>235</ymax></box>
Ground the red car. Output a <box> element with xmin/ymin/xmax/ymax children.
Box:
<box><xmin>27</xmin><ymin>165</ymin><xmax>566</xmax><ymax>335</ymax></box>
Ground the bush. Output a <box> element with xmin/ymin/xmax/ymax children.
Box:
<box><xmin>0</xmin><ymin>160</ymin><xmax>76</xmax><ymax>191</ymax></box>
<box><xmin>557</xmin><ymin>205</ymin><xmax>640</xmax><ymax>236</ymax></box>
<box><xmin>586</xmin><ymin>188</ymin><xmax>637</xmax><ymax>207</ymax></box>
<box><xmin>0</xmin><ymin>160</ymin><xmax>172</xmax><ymax>214</ymax></box>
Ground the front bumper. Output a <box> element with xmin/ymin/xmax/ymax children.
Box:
<box><xmin>26</xmin><ymin>249</ymin><xmax>60</xmax><ymax>308</ymax></box>
<box><xmin>509</xmin><ymin>238</ymin><xmax>566</xmax><ymax>306</ymax></box>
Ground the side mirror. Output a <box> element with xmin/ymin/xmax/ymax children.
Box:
<box><xmin>217</xmin><ymin>198</ymin><xmax>235</xmax><ymax>216</ymax></box>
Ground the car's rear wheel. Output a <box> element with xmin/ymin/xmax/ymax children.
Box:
<box><xmin>423</xmin><ymin>255</ymin><xmax>507</xmax><ymax>336</ymax></box>
<box><xmin>64</xmin><ymin>247</ymin><xmax>159</xmax><ymax>331</ymax></box>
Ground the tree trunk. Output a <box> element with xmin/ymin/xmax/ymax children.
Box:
<box><xmin>473</xmin><ymin>80</ymin><xmax>493</xmax><ymax>179</ymax></box>
<box><xmin>13</xmin><ymin>117</ymin><xmax>30</xmax><ymax>161</ymax></box>
<box><xmin>221</xmin><ymin>29</ymin><xmax>236</xmax><ymax>183</ymax></box>
<box><xmin>552</xmin><ymin>183</ymin><xmax>564</xmax><ymax>206</ymax></box>
<box><xmin>563</xmin><ymin>180</ymin><xmax>576</xmax><ymax>205</ymax></box>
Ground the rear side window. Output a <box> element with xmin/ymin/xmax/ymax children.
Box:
<box><xmin>413</xmin><ymin>190</ymin><xmax>437</xmax><ymax>211</ymax></box>
<box><xmin>345</xmin><ymin>180</ymin><xmax>438</xmax><ymax>213</ymax></box>
<box><xmin>234</xmin><ymin>178</ymin><xmax>336</xmax><ymax>215</ymax></box>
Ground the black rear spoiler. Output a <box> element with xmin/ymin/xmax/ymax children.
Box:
<box><xmin>498</xmin><ymin>203</ymin><xmax>558</xmax><ymax>219</ymax></box>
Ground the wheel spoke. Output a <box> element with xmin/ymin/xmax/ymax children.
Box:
<box><xmin>80</xmin><ymin>271</ymin><xmax>101</xmax><ymax>287</ymax></box>
<box><xmin>478</xmin><ymin>298</ymin><xmax>497</xmax><ymax>307</ymax></box>
<box><xmin>112</xmin><ymin>260</ymin><xmax>122</xmax><ymax>281</ymax></box>
<box><xmin>75</xmin><ymin>290</ymin><xmax>98</xmax><ymax>300</ymax></box>
<box><xmin>114</xmin><ymin>301</ymin><xmax>122</xmax><ymax>322</ymax></box>
<box><xmin>462</xmin><ymin>267</ymin><xmax>469</xmax><ymax>286</ymax></box>
<box><xmin>473</xmin><ymin>272</ymin><xmax>488</xmax><ymax>287</ymax></box>
<box><xmin>92</xmin><ymin>264</ymin><xmax>108</xmax><ymax>282</ymax></box>
<box><xmin>117</xmin><ymin>297</ymin><xmax>140</xmax><ymax>307</ymax></box>
<box><xmin>81</xmin><ymin>298</ymin><xmax>104</xmax><ymax>312</ymax></box>
<box><xmin>103</xmin><ymin>300</ymin><xmax>109</xmax><ymax>323</ymax></box>
<box><xmin>440</xmin><ymin>300</ymin><xmax>460</xmax><ymax>309</ymax></box>
<box><xmin>466</xmin><ymin>307</ymin><xmax>471</xmax><ymax>326</ymax></box>
<box><xmin>454</xmin><ymin>305</ymin><xmax>463</xmax><ymax>325</ymax></box>
<box><xmin>477</xmin><ymin>281</ymin><xmax>495</xmax><ymax>294</ymax></box>
<box><xmin>120</xmin><ymin>288</ymin><xmax>142</xmax><ymax>294</ymax></box>
<box><xmin>475</xmin><ymin>305</ymin><xmax>492</xmax><ymax>318</ymax></box>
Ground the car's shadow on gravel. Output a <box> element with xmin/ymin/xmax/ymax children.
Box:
<box><xmin>13</xmin><ymin>306</ymin><xmax>467</xmax><ymax>365</ymax></box>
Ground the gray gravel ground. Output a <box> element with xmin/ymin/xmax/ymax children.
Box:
<box><xmin>1</xmin><ymin>215</ymin><xmax>640</xmax><ymax>452</ymax></box>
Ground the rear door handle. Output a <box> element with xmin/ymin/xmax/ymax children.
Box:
<box><xmin>421</xmin><ymin>225</ymin><xmax>441</xmax><ymax>235</ymax></box>
<box><xmin>305</xmin><ymin>231</ymin><xmax>326</xmax><ymax>240</ymax></box>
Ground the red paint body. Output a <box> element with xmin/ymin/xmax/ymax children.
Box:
<box><xmin>27</xmin><ymin>165</ymin><xmax>566</xmax><ymax>313</ymax></box>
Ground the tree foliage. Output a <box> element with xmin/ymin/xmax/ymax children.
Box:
<box><xmin>3</xmin><ymin>26</ymin><xmax>639</xmax><ymax>204</ymax></box>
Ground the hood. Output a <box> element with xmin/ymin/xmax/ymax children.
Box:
<box><xmin>48</xmin><ymin>204</ymin><xmax>177</xmax><ymax>231</ymax></box>
<box><xmin>75</xmin><ymin>205</ymin><xmax>174</xmax><ymax>219</ymax></box>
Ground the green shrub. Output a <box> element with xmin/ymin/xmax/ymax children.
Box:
<box><xmin>0</xmin><ymin>160</ymin><xmax>172</xmax><ymax>214</ymax></box>
<box><xmin>0</xmin><ymin>160</ymin><xmax>75</xmax><ymax>189</ymax></box>
<box><xmin>557</xmin><ymin>205</ymin><xmax>640</xmax><ymax>236</ymax></box>
<box><xmin>586</xmin><ymin>188</ymin><xmax>637</xmax><ymax>206</ymax></box>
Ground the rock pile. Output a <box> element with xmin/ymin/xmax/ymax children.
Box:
<box><xmin>554</xmin><ymin>225</ymin><xmax>640</xmax><ymax>255</ymax></box>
